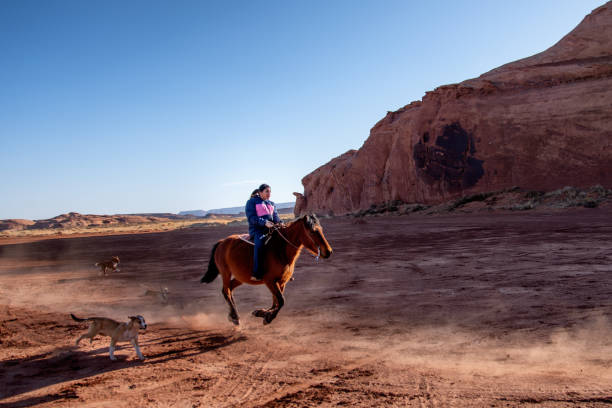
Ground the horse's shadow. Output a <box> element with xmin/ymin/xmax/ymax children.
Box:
<box><xmin>0</xmin><ymin>330</ymin><xmax>246</xmax><ymax>408</ymax></box>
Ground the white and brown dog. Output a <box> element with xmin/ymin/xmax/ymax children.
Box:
<box><xmin>71</xmin><ymin>314</ymin><xmax>147</xmax><ymax>361</ymax></box>
<box><xmin>95</xmin><ymin>256</ymin><xmax>120</xmax><ymax>276</ymax></box>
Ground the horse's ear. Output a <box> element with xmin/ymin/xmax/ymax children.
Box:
<box><xmin>307</xmin><ymin>213</ymin><xmax>320</xmax><ymax>227</ymax></box>
<box><xmin>302</xmin><ymin>214</ymin><xmax>318</xmax><ymax>231</ymax></box>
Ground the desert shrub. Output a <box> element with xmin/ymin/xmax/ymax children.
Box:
<box><xmin>403</xmin><ymin>204</ymin><xmax>428</xmax><ymax>213</ymax></box>
<box><xmin>449</xmin><ymin>192</ymin><xmax>495</xmax><ymax>211</ymax></box>
<box><xmin>509</xmin><ymin>200</ymin><xmax>536</xmax><ymax>211</ymax></box>
<box><xmin>545</xmin><ymin>186</ymin><xmax>577</xmax><ymax>199</ymax></box>
<box><xmin>587</xmin><ymin>184</ymin><xmax>611</xmax><ymax>197</ymax></box>
<box><xmin>524</xmin><ymin>190</ymin><xmax>545</xmax><ymax>199</ymax></box>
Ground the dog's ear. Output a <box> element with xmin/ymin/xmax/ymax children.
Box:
<box><xmin>128</xmin><ymin>316</ymin><xmax>135</xmax><ymax>320</ymax></box>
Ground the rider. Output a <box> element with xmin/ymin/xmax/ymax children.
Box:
<box><xmin>245</xmin><ymin>183</ymin><xmax>282</xmax><ymax>280</ymax></box>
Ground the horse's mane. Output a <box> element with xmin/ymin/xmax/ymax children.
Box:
<box><xmin>283</xmin><ymin>214</ymin><xmax>320</xmax><ymax>231</ymax></box>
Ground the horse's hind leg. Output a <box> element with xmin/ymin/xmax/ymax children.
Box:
<box><xmin>222</xmin><ymin>279</ymin><xmax>242</xmax><ymax>326</ymax></box>
<box><xmin>222</xmin><ymin>288</ymin><xmax>238</xmax><ymax>325</ymax></box>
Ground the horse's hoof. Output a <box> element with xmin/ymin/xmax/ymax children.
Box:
<box><xmin>263</xmin><ymin>314</ymin><xmax>274</xmax><ymax>325</ymax></box>
<box><xmin>252</xmin><ymin>309</ymin><xmax>266</xmax><ymax>318</ymax></box>
<box><xmin>227</xmin><ymin>315</ymin><xmax>240</xmax><ymax>326</ymax></box>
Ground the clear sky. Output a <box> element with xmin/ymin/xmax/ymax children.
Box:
<box><xmin>0</xmin><ymin>0</ymin><xmax>604</xmax><ymax>219</ymax></box>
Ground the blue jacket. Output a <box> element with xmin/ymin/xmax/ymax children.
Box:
<box><xmin>246</xmin><ymin>195</ymin><xmax>281</xmax><ymax>237</ymax></box>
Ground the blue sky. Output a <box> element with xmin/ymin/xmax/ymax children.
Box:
<box><xmin>0</xmin><ymin>0</ymin><xmax>604</xmax><ymax>219</ymax></box>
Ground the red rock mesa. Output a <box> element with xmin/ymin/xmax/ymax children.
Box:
<box><xmin>295</xmin><ymin>2</ymin><xmax>612</xmax><ymax>216</ymax></box>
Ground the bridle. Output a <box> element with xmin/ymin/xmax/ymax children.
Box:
<box><xmin>268</xmin><ymin>224</ymin><xmax>321</xmax><ymax>261</ymax></box>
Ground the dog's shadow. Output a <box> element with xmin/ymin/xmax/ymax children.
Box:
<box><xmin>0</xmin><ymin>330</ymin><xmax>246</xmax><ymax>407</ymax></box>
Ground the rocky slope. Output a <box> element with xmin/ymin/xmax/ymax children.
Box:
<box><xmin>295</xmin><ymin>2</ymin><xmax>612</xmax><ymax>216</ymax></box>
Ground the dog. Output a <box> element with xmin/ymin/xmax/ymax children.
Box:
<box><xmin>143</xmin><ymin>286</ymin><xmax>169</xmax><ymax>305</ymax></box>
<box><xmin>95</xmin><ymin>256</ymin><xmax>120</xmax><ymax>276</ymax></box>
<box><xmin>71</xmin><ymin>314</ymin><xmax>147</xmax><ymax>361</ymax></box>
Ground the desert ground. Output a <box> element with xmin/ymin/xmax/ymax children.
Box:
<box><xmin>1</xmin><ymin>207</ymin><xmax>612</xmax><ymax>407</ymax></box>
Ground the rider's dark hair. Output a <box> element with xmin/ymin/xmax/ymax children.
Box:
<box><xmin>250</xmin><ymin>189</ymin><xmax>259</xmax><ymax>198</ymax></box>
<box><xmin>258</xmin><ymin>184</ymin><xmax>270</xmax><ymax>192</ymax></box>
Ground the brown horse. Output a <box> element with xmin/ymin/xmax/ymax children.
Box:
<box><xmin>200</xmin><ymin>214</ymin><xmax>332</xmax><ymax>325</ymax></box>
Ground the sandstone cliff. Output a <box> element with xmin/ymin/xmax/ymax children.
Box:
<box><xmin>295</xmin><ymin>2</ymin><xmax>612</xmax><ymax>216</ymax></box>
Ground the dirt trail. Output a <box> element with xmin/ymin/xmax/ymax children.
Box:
<box><xmin>1</xmin><ymin>208</ymin><xmax>612</xmax><ymax>406</ymax></box>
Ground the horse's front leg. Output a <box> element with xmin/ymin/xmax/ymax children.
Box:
<box><xmin>252</xmin><ymin>280</ymin><xmax>278</xmax><ymax>318</ymax></box>
<box><xmin>253</xmin><ymin>280</ymin><xmax>284</xmax><ymax>325</ymax></box>
<box><xmin>252</xmin><ymin>298</ymin><xmax>277</xmax><ymax>318</ymax></box>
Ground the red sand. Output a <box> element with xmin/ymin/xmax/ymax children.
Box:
<box><xmin>1</xmin><ymin>208</ymin><xmax>611</xmax><ymax>407</ymax></box>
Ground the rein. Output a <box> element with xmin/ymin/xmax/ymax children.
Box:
<box><xmin>269</xmin><ymin>225</ymin><xmax>320</xmax><ymax>261</ymax></box>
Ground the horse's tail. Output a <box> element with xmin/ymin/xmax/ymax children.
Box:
<box><xmin>200</xmin><ymin>242</ymin><xmax>221</xmax><ymax>283</ymax></box>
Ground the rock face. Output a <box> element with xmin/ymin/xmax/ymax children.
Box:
<box><xmin>296</xmin><ymin>2</ymin><xmax>612</xmax><ymax>216</ymax></box>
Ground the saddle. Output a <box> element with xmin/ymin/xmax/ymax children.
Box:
<box><xmin>238</xmin><ymin>234</ymin><xmax>254</xmax><ymax>246</ymax></box>
<box><xmin>239</xmin><ymin>232</ymin><xmax>274</xmax><ymax>246</ymax></box>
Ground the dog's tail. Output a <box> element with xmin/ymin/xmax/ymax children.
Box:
<box><xmin>70</xmin><ymin>313</ymin><xmax>89</xmax><ymax>322</ymax></box>
<box><xmin>200</xmin><ymin>242</ymin><xmax>221</xmax><ymax>283</ymax></box>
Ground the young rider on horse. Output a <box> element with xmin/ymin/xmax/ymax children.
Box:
<box><xmin>245</xmin><ymin>184</ymin><xmax>282</xmax><ymax>280</ymax></box>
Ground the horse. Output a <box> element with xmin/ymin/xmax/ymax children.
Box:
<box><xmin>200</xmin><ymin>214</ymin><xmax>332</xmax><ymax>325</ymax></box>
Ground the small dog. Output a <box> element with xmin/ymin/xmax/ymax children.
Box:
<box><xmin>95</xmin><ymin>256</ymin><xmax>120</xmax><ymax>276</ymax></box>
<box><xmin>143</xmin><ymin>286</ymin><xmax>169</xmax><ymax>305</ymax></box>
<box><xmin>71</xmin><ymin>314</ymin><xmax>147</xmax><ymax>361</ymax></box>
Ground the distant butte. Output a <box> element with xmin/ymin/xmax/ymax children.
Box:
<box><xmin>295</xmin><ymin>2</ymin><xmax>612</xmax><ymax>216</ymax></box>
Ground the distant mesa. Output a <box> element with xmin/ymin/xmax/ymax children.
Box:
<box><xmin>178</xmin><ymin>209</ymin><xmax>208</xmax><ymax>217</ymax></box>
<box><xmin>295</xmin><ymin>2</ymin><xmax>612</xmax><ymax>216</ymax></box>
<box><xmin>0</xmin><ymin>219</ymin><xmax>36</xmax><ymax>232</ymax></box>
<box><xmin>179</xmin><ymin>202</ymin><xmax>294</xmax><ymax>217</ymax></box>
<box><xmin>0</xmin><ymin>212</ymin><xmax>193</xmax><ymax>232</ymax></box>
<box><xmin>1</xmin><ymin>203</ymin><xmax>295</xmax><ymax>232</ymax></box>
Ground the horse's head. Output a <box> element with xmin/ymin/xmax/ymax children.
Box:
<box><xmin>297</xmin><ymin>214</ymin><xmax>333</xmax><ymax>259</ymax></box>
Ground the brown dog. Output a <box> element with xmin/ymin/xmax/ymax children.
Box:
<box><xmin>71</xmin><ymin>314</ymin><xmax>146</xmax><ymax>361</ymax></box>
<box><xmin>95</xmin><ymin>256</ymin><xmax>120</xmax><ymax>276</ymax></box>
